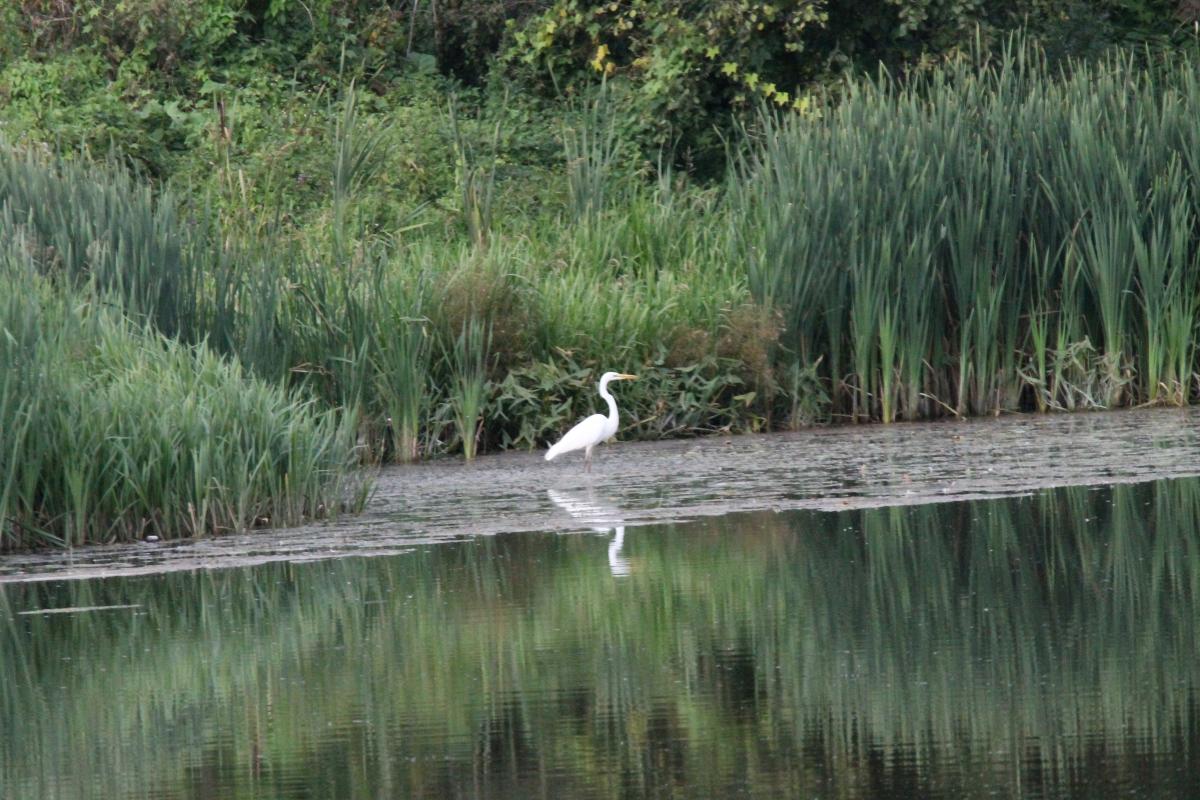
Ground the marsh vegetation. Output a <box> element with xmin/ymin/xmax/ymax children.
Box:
<box><xmin>3</xmin><ymin>4</ymin><xmax>1200</xmax><ymax>547</ymax></box>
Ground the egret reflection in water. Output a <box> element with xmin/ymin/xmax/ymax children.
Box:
<box><xmin>546</xmin><ymin>488</ymin><xmax>631</xmax><ymax>577</ymax></box>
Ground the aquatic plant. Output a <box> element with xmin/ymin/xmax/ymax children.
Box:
<box><xmin>562</xmin><ymin>88</ymin><xmax>623</xmax><ymax>225</ymax></box>
<box><xmin>0</xmin><ymin>143</ymin><xmax>195</xmax><ymax>338</ymax></box>
<box><xmin>0</xmin><ymin>258</ymin><xmax>365</xmax><ymax>551</ymax></box>
<box><xmin>731</xmin><ymin>38</ymin><xmax>1200</xmax><ymax>419</ymax></box>
<box><xmin>448</xmin><ymin>95</ymin><xmax>502</xmax><ymax>248</ymax></box>
<box><xmin>370</xmin><ymin>308</ymin><xmax>433</xmax><ymax>463</ymax></box>
<box><xmin>445</xmin><ymin>318</ymin><xmax>491</xmax><ymax>461</ymax></box>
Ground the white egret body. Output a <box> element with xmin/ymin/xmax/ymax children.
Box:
<box><xmin>544</xmin><ymin>371</ymin><xmax>637</xmax><ymax>471</ymax></box>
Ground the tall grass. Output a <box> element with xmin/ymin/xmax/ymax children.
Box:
<box><xmin>371</xmin><ymin>307</ymin><xmax>432</xmax><ymax>463</ymax></box>
<box><xmin>0</xmin><ymin>145</ymin><xmax>196</xmax><ymax>338</ymax></box>
<box><xmin>731</xmin><ymin>39</ymin><xmax>1200</xmax><ymax>419</ymax></box>
<box><xmin>563</xmin><ymin>89</ymin><xmax>622</xmax><ymax>224</ymax></box>
<box><xmin>446</xmin><ymin>318</ymin><xmax>491</xmax><ymax>461</ymax></box>
<box><xmin>0</xmin><ymin>260</ymin><xmax>365</xmax><ymax>551</ymax></box>
<box><xmin>331</xmin><ymin>85</ymin><xmax>390</xmax><ymax>256</ymax></box>
<box><xmin>448</xmin><ymin>95</ymin><xmax>502</xmax><ymax>248</ymax></box>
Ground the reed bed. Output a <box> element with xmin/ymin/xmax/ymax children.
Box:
<box><xmin>0</xmin><ymin>138</ymin><xmax>756</xmax><ymax>548</ymax></box>
<box><xmin>731</xmin><ymin>39</ymin><xmax>1200</xmax><ymax>420</ymax></box>
<box><xmin>0</xmin><ymin>146</ymin><xmax>198</xmax><ymax>338</ymax></box>
<box><xmin>0</xmin><ymin>256</ymin><xmax>365</xmax><ymax>551</ymax></box>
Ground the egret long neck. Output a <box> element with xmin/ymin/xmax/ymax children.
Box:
<box><xmin>598</xmin><ymin>378</ymin><xmax>619</xmax><ymax>426</ymax></box>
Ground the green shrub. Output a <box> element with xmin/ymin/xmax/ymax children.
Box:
<box><xmin>506</xmin><ymin>0</ymin><xmax>826</xmax><ymax>169</ymax></box>
<box><xmin>501</xmin><ymin>0</ymin><xmax>1180</xmax><ymax>168</ymax></box>
<box><xmin>490</xmin><ymin>354</ymin><xmax>768</xmax><ymax>451</ymax></box>
<box><xmin>9</xmin><ymin>1</ymin><xmax>242</xmax><ymax>68</ymax></box>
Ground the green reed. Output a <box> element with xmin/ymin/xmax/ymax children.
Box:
<box><xmin>1132</xmin><ymin>161</ymin><xmax>1197</xmax><ymax>405</ymax></box>
<box><xmin>331</xmin><ymin>84</ymin><xmax>390</xmax><ymax>257</ymax></box>
<box><xmin>731</xmin><ymin>38</ymin><xmax>1200</xmax><ymax>419</ymax></box>
<box><xmin>448</xmin><ymin>95</ymin><xmax>502</xmax><ymax>248</ymax></box>
<box><xmin>563</xmin><ymin>87</ymin><xmax>622</xmax><ymax>224</ymax></box>
<box><xmin>371</xmin><ymin>308</ymin><xmax>432</xmax><ymax>463</ymax></box>
<box><xmin>0</xmin><ymin>263</ymin><xmax>365</xmax><ymax>551</ymax></box>
<box><xmin>446</xmin><ymin>318</ymin><xmax>491</xmax><ymax>461</ymax></box>
<box><xmin>0</xmin><ymin>142</ymin><xmax>196</xmax><ymax>339</ymax></box>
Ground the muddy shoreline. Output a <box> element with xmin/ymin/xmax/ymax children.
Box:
<box><xmin>5</xmin><ymin>406</ymin><xmax>1200</xmax><ymax>583</ymax></box>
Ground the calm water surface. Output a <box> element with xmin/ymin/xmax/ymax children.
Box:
<box><xmin>3</xmin><ymin>480</ymin><xmax>1199</xmax><ymax>799</ymax></box>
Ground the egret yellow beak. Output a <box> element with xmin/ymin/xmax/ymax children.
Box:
<box><xmin>615</xmin><ymin>373</ymin><xmax>638</xmax><ymax>381</ymax></box>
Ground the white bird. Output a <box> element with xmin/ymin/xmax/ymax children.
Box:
<box><xmin>544</xmin><ymin>371</ymin><xmax>637</xmax><ymax>472</ymax></box>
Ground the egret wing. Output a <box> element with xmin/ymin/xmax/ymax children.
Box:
<box><xmin>545</xmin><ymin>413</ymin><xmax>607</xmax><ymax>461</ymax></box>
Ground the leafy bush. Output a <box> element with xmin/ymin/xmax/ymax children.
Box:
<box><xmin>505</xmin><ymin>0</ymin><xmax>1196</xmax><ymax>169</ymax></box>
<box><xmin>431</xmin><ymin>0</ymin><xmax>550</xmax><ymax>83</ymax></box>
<box><xmin>507</xmin><ymin>0</ymin><xmax>826</xmax><ymax>168</ymax></box>
<box><xmin>8</xmin><ymin>1</ymin><xmax>242</xmax><ymax>69</ymax></box>
<box><xmin>489</xmin><ymin>354</ymin><xmax>770</xmax><ymax>452</ymax></box>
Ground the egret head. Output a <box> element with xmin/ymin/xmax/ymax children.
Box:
<box><xmin>600</xmin><ymin>371</ymin><xmax>638</xmax><ymax>386</ymax></box>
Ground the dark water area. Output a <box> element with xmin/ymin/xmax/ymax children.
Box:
<box><xmin>3</xmin><ymin>480</ymin><xmax>1200</xmax><ymax>799</ymax></box>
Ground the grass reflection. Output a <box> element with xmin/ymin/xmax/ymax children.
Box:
<box><xmin>3</xmin><ymin>480</ymin><xmax>1199</xmax><ymax>798</ymax></box>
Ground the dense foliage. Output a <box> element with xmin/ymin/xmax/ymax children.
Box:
<box><xmin>2</xmin><ymin>1</ymin><xmax>1194</xmax><ymax>174</ymax></box>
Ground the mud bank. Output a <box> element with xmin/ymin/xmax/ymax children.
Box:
<box><xmin>5</xmin><ymin>407</ymin><xmax>1200</xmax><ymax>583</ymax></box>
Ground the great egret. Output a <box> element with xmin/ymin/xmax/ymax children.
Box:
<box><xmin>544</xmin><ymin>371</ymin><xmax>637</xmax><ymax>471</ymax></box>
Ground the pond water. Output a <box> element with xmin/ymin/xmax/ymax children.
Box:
<box><xmin>3</xmin><ymin>478</ymin><xmax>1199</xmax><ymax>799</ymax></box>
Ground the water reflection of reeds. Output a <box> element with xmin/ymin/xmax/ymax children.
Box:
<box><xmin>3</xmin><ymin>480</ymin><xmax>1199</xmax><ymax>798</ymax></box>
